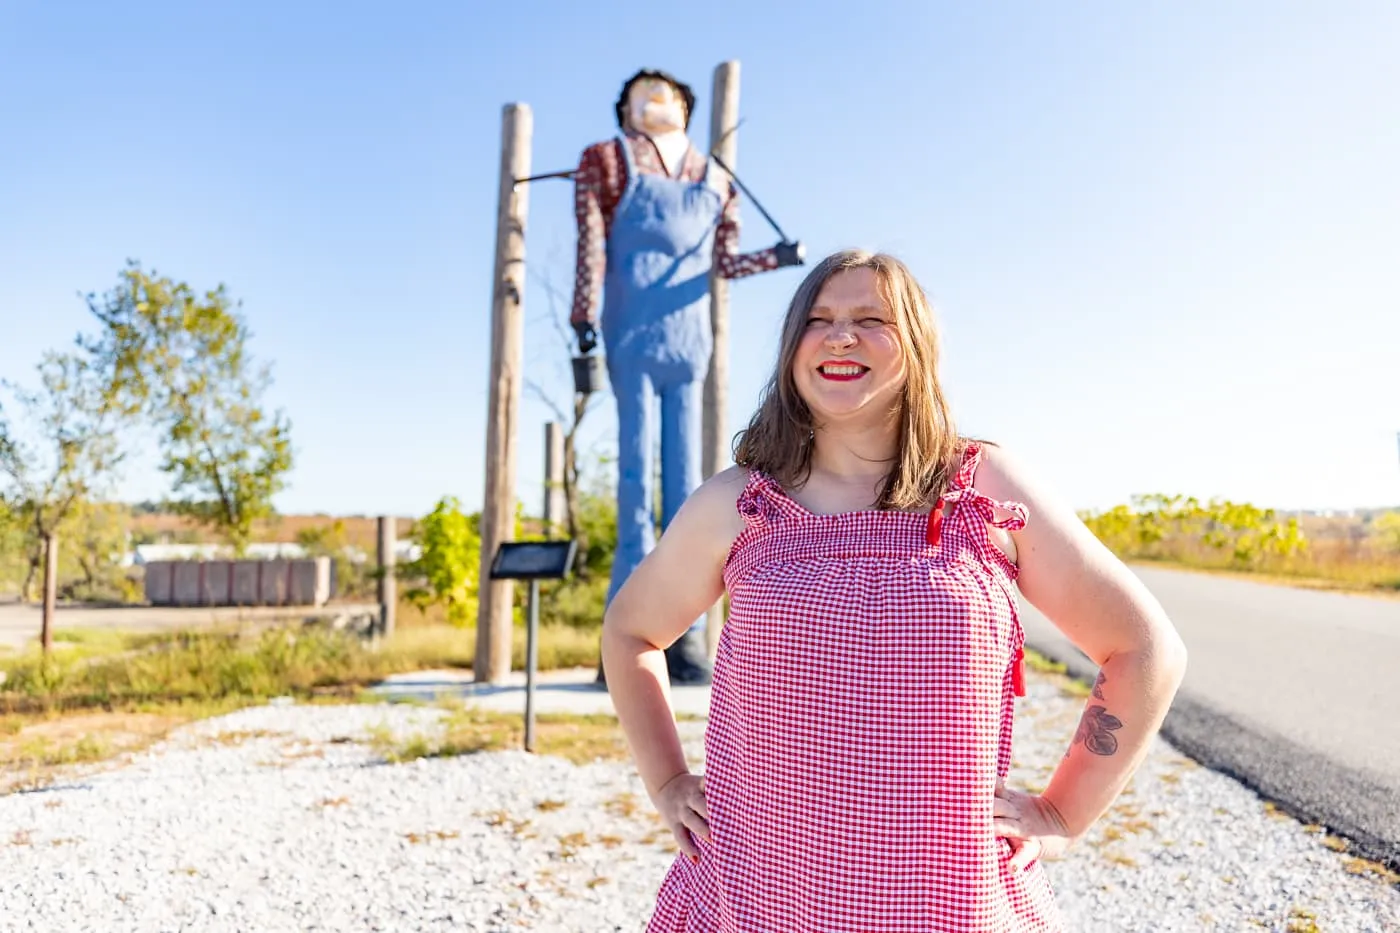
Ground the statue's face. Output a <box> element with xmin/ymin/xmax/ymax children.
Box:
<box><xmin>627</xmin><ymin>78</ymin><xmax>686</xmax><ymax>135</ymax></box>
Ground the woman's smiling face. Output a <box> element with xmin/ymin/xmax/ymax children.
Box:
<box><xmin>792</xmin><ymin>266</ymin><xmax>907</xmax><ymax>427</ymax></box>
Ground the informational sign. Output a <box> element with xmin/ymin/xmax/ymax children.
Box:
<box><xmin>489</xmin><ymin>541</ymin><xmax>577</xmax><ymax>581</ymax></box>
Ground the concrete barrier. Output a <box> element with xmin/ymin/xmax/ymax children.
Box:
<box><xmin>144</xmin><ymin>558</ymin><xmax>333</xmax><ymax>607</ymax></box>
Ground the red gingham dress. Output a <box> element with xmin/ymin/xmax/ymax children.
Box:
<box><xmin>647</xmin><ymin>443</ymin><xmax>1064</xmax><ymax>932</ymax></box>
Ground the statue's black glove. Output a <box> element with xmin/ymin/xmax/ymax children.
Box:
<box><xmin>574</xmin><ymin>321</ymin><xmax>598</xmax><ymax>355</ymax></box>
<box><xmin>774</xmin><ymin>241</ymin><xmax>806</xmax><ymax>268</ymax></box>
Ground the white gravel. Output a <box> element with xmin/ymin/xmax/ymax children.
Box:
<box><xmin>2</xmin><ymin>673</ymin><xmax>1397</xmax><ymax>932</ymax></box>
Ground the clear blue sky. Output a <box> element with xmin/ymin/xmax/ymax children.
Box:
<box><xmin>3</xmin><ymin>1</ymin><xmax>1397</xmax><ymax>519</ymax></box>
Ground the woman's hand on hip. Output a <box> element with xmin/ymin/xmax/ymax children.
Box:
<box><xmin>655</xmin><ymin>772</ymin><xmax>710</xmax><ymax>861</ymax></box>
<box><xmin>994</xmin><ymin>782</ymin><xmax>1072</xmax><ymax>869</ymax></box>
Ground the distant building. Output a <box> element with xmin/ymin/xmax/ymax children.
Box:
<box><xmin>126</xmin><ymin>542</ymin><xmax>309</xmax><ymax>566</ymax></box>
<box><xmin>122</xmin><ymin>540</ymin><xmax>420</xmax><ymax>568</ymax></box>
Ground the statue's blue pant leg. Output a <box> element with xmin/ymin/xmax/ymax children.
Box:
<box><xmin>606</xmin><ymin>362</ymin><xmax>656</xmax><ymax>608</ymax></box>
<box><xmin>658</xmin><ymin>365</ymin><xmax>707</xmax><ymax>639</ymax></box>
<box><xmin>659</xmin><ymin>372</ymin><xmax>703</xmax><ymax>533</ymax></box>
<box><xmin>605</xmin><ymin>355</ymin><xmax>706</xmax><ymax>645</ymax></box>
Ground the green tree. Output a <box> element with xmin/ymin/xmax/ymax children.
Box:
<box><xmin>83</xmin><ymin>263</ymin><xmax>293</xmax><ymax>554</ymax></box>
<box><xmin>0</xmin><ymin>497</ymin><xmax>23</xmax><ymax>593</ymax></box>
<box><xmin>60</xmin><ymin>499</ymin><xmax>137</xmax><ymax>603</ymax></box>
<box><xmin>402</xmin><ymin>497</ymin><xmax>482</xmax><ymax>626</ymax></box>
<box><xmin>0</xmin><ymin>351</ymin><xmax>125</xmax><ymax>648</ymax></box>
<box><xmin>1371</xmin><ymin>511</ymin><xmax>1400</xmax><ymax>554</ymax></box>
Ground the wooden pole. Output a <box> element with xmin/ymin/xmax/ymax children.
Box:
<box><xmin>476</xmin><ymin>103</ymin><xmax>532</xmax><ymax>684</ymax></box>
<box><xmin>377</xmin><ymin>515</ymin><xmax>396</xmax><ymax>637</ymax></box>
<box><xmin>703</xmin><ymin>60</ymin><xmax>740</xmax><ymax>658</ymax></box>
<box><xmin>40</xmin><ymin>531</ymin><xmax>57</xmax><ymax>654</ymax></box>
<box><xmin>544</xmin><ymin>421</ymin><xmax>564</xmax><ymax>537</ymax></box>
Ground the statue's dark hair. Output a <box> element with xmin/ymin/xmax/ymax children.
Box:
<box><xmin>614</xmin><ymin>68</ymin><xmax>696</xmax><ymax>130</ymax></box>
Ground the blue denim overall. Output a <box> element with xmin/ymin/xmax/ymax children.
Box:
<box><xmin>601</xmin><ymin>135</ymin><xmax>725</xmax><ymax>650</ymax></box>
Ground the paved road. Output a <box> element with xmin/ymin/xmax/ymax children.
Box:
<box><xmin>0</xmin><ymin>600</ymin><xmax>376</xmax><ymax>652</ymax></box>
<box><xmin>1019</xmin><ymin>565</ymin><xmax>1400</xmax><ymax>871</ymax></box>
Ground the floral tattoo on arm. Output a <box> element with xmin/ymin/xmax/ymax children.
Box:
<box><xmin>1071</xmin><ymin>673</ymin><xmax>1121</xmax><ymax>757</ymax></box>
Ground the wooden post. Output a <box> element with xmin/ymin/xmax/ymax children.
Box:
<box><xmin>476</xmin><ymin>102</ymin><xmax>532</xmax><ymax>684</ymax></box>
<box><xmin>703</xmin><ymin>60</ymin><xmax>740</xmax><ymax>658</ymax></box>
<box><xmin>544</xmin><ymin>422</ymin><xmax>564</xmax><ymax>537</ymax></box>
<box><xmin>377</xmin><ymin>515</ymin><xmax>396</xmax><ymax>638</ymax></box>
<box><xmin>40</xmin><ymin>531</ymin><xmax>57</xmax><ymax>654</ymax></box>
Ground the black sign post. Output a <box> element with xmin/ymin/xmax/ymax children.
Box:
<box><xmin>488</xmin><ymin>539</ymin><xmax>577</xmax><ymax>752</ymax></box>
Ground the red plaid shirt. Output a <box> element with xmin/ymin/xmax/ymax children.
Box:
<box><xmin>571</xmin><ymin>131</ymin><xmax>779</xmax><ymax>326</ymax></box>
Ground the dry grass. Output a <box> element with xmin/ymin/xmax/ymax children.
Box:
<box><xmin>1133</xmin><ymin>557</ymin><xmax>1400</xmax><ymax>599</ymax></box>
<box><xmin>605</xmin><ymin>792</ymin><xmax>644</xmax><ymax>820</ymax></box>
<box><xmin>1285</xmin><ymin>905</ymin><xmax>1322</xmax><ymax>932</ymax></box>
<box><xmin>557</xmin><ymin>831</ymin><xmax>588</xmax><ymax>858</ymax></box>
<box><xmin>479</xmin><ymin>809</ymin><xmax>535</xmax><ymax>839</ymax></box>
<box><xmin>1340</xmin><ymin>856</ymin><xmax>1400</xmax><ymax>885</ymax></box>
<box><xmin>1087</xmin><ymin>503</ymin><xmax>1400</xmax><ymax>595</ymax></box>
<box><xmin>372</xmin><ymin>707</ymin><xmax>629</xmax><ymax>766</ymax></box>
<box><xmin>128</xmin><ymin>513</ymin><xmax>412</xmax><ymax>553</ymax></box>
<box><xmin>0</xmin><ymin>620</ymin><xmax>600</xmax><ymax>795</ymax></box>
<box><xmin>0</xmin><ymin>622</ymin><xmax>586</xmax><ymax>719</ymax></box>
<box><xmin>0</xmin><ymin>709</ymin><xmax>196</xmax><ymax>795</ymax></box>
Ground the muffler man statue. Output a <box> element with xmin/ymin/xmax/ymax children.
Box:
<box><xmin>572</xmin><ymin>68</ymin><xmax>804</xmax><ymax>684</ymax></box>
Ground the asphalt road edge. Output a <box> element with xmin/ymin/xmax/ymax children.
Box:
<box><xmin>1025</xmin><ymin>636</ymin><xmax>1400</xmax><ymax>876</ymax></box>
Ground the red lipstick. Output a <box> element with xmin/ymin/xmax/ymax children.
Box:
<box><xmin>817</xmin><ymin>360</ymin><xmax>868</xmax><ymax>382</ymax></box>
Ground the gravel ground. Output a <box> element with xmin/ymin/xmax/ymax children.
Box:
<box><xmin>1</xmin><ymin>673</ymin><xmax>1397</xmax><ymax>932</ymax></box>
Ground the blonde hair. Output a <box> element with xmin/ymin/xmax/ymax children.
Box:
<box><xmin>732</xmin><ymin>249</ymin><xmax>964</xmax><ymax>510</ymax></box>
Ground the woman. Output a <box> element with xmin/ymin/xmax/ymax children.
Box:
<box><xmin>602</xmin><ymin>249</ymin><xmax>1189</xmax><ymax>931</ymax></box>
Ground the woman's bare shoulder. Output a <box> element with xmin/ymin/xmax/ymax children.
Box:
<box><xmin>671</xmin><ymin>466</ymin><xmax>750</xmax><ymax>529</ymax></box>
<box><xmin>693</xmin><ymin>466</ymin><xmax>752</xmax><ymax>526</ymax></box>
<box><xmin>653</xmin><ymin>466</ymin><xmax>751</xmax><ymax>567</ymax></box>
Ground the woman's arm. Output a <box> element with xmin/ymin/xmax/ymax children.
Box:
<box><xmin>602</xmin><ymin>467</ymin><xmax>748</xmax><ymax>804</ymax></box>
<box><xmin>978</xmin><ymin>445</ymin><xmax>1189</xmax><ymax>841</ymax></box>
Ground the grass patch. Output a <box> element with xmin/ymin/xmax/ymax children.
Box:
<box><xmin>479</xmin><ymin>809</ymin><xmax>535</xmax><ymax>838</ymax></box>
<box><xmin>0</xmin><ymin>621</ymin><xmax>598</xmax><ymax>717</ymax></box>
<box><xmin>0</xmin><ymin>708</ymin><xmax>204</xmax><ymax>795</ymax></box>
<box><xmin>0</xmin><ymin>619</ymin><xmax>602</xmax><ymax>795</ymax></box>
<box><xmin>557</xmin><ymin>831</ymin><xmax>588</xmax><ymax>858</ymax></box>
<box><xmin>1129</xmin><ymin>554</ymin><xmax>1400</xmax><ymax>598</ymax></box>
<box><xmin>606</xmin><ymin>792</ymin><xmax>644</xmax><ymax>820</ymax></box>
<box><xmin>1340</xmin><ymin>856</ymin><xmax>1400</xmax><ymax>885</ymax></box>
<box><xmin>1285</xmin><ymin>905</ymin><xmax>1321</xmax><ymax>933</ymax></box>
<box><xmin>1022</xmin><ymin>648</ymin><xmax>1066</xmax><ymax>675</ymax></box>
<box><xmin>373</xmin><ymin>707</ymin><xmax>629</xmax><ymax>766</ymax></box>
